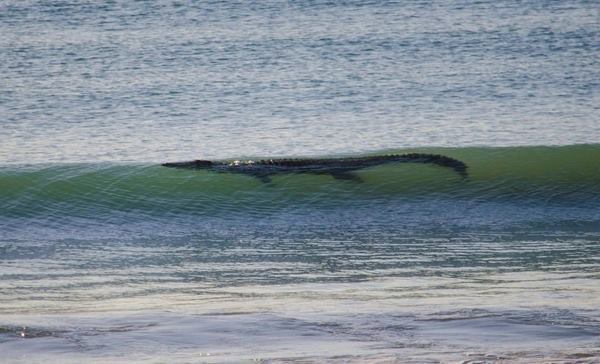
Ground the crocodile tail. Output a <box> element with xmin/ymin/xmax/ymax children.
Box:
<box><xmin>396</xmin><ymin>153</ymin><xmax>468</xmax><ymax>177</ymax></box>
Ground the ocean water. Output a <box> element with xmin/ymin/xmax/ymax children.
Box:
<box><xmin>1</xmin><ymin>1</ymin><xmax>599</xmax><ymax>363</ymax></box>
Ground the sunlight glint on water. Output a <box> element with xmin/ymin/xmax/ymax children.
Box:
<box><xmin>1</xmin><ymin>0</ymin><xmax>599</xmax><ymax>362</ymax></box>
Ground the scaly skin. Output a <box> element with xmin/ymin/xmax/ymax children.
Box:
<box><xmin>162</xmin><ymin>153</ymin><xmax>468</xmax><ymax>182</ymax></box>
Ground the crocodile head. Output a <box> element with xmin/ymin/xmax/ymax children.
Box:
<box><xmin>162</xmin><ymin>160</ymin><xmax>214</xmax><ymax>169</ymax></box>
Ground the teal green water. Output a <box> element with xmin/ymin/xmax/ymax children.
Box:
<box><xmin>1</xmin><ymin>145</ymin><xmax>599</xmax><ymax>362</ymax></box>
<box><xmin>1</xmin><ymin>0</ymin><xmax>599</xmax><ymax>362</ymax></box>
<box><xmin>3</xmin><ymin>145</ymin><xmax>599</xmax><ymax>220</ymax></box>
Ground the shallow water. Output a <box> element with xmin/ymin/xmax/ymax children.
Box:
<box><xmin>1</xmin><ymin>0</ymin><xmax>599</xmax><ymax>362</ymax></box>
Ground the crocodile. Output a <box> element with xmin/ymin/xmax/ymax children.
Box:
<box><xmin>162</xmin><ymin>153</ymin><xmax>468</xmax><ymax>183</ymax></box>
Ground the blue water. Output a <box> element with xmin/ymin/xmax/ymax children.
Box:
<box><xmin>2</xmin><ymin>0</ymin><xmax>599</xmax><ymax>164</ymax></box>
<box><xmin>1</xmin><ymin>1</ymin><xmax>599</xmax><ymax>363</ymax></box>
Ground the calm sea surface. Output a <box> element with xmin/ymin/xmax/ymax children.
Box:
<box><xmin>1</xmin><ymin>1</ymin><xmax>599</xmax><ymax>363</ymax></box>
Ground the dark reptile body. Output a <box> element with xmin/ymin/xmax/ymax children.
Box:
<box><xmin>162</xmin><ymin>153</ymin><xmax>468</xmax><ymax>181</ymax></box>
